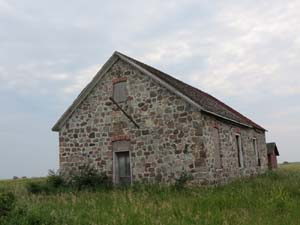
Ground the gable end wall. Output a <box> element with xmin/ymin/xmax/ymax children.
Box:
<box><xmin>58</xmin><ymin>59</ymin><xmax>207</xmax><ymax>184</ymax></box>
<box><xmin>58</xmin><ymin>58</ymin><xmax>268</xmax><ymax>185</ymax></box>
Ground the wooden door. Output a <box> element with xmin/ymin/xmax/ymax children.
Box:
<box><xmin>116</xmin><ymin>151</ymin><xmax>131</xmax><ymax>184</ymax></box>
<box><xmin>113</xmin><ymin>141</ymin><xmax>131</xmax><ymax>184</ymax></box>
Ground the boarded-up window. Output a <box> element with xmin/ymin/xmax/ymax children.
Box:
<box><xmin>212</xmin><ymin>128</ymin><xmax>222</xmax><ymax>169</ymax></box>
<box><xmin>113</xmin><ymin>81</ymin><xmax>127</xmax><ymax>102</ymax></box>
<box><xmin>253</xmin><ymin>138</ymin><xmax>260</xmax><ymax>166</ymax></box>
<box><xmin>236</xmin><ymin>134</ymin><xmax>244</xmax><ymax>168</ymax></box>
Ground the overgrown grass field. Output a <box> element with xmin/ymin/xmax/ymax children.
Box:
<box><xmin>1</xmin><ymin>164</ymin><xmax>300</xmax><ymax>225</ymax></box>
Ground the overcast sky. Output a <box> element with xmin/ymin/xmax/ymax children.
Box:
<box><xmin>0</xmin><ymin>0</ymin><xmax>299</xmax><ymax>179</ymax></box>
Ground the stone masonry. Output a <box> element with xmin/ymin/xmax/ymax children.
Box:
<box><xmin>56</xmin><ymin>55</ymin><xmax>268</xmax><ymax>185</ymax></box>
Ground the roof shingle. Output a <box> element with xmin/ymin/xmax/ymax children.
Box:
<box><xmin>52</xmin><ymin>51</ymin><xmax>266</xmax><ymax>131</ymax></box>
<box><xmin>117</xmin><ymin>52</ymin><xmax>265</xmax><ymax>130</ymax></box>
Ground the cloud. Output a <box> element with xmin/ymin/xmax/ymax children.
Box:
<box><xmin>0</xmin><ymin>60</ymin><xmax>71</xmax><ymax>93</ymax></box>
<box><xmin>147</xmin><ymin>0</ymin><xmax>300</xmax><ymax>100</ymax></box>
<box><xmin>142</xmin><ymin>39</ymin><xmax>193</xmax><ymax>64</ymax></box>
<box><xmin>269</xmin><ymin>106</ymin><xmax>300</xmax><ymax>120</ymax></box>
<box><xmin>1</xmin><ymin>0</ymin><xmax>300</xmax><ymax>178</ymax></box>
<box><xmin>1</xmin><ymin>0</ymin><xmax>299</xmax><ymax>107</ymax></box>
<box><xmin>0</xmin><ymin>0</ymin><xmax>14</xmax><ymax>14</ymax></box>
<box><xmin>120</xmin><ymin>1</ymin><xmax>300</xmax><ymax>102</ymax></box>
<box><xmin>62</xmin><ymin>65</ymin><xmax>100</xmax><ymax>94</ymax></box>
<box><xmin>49</xmin><ymin>73</ymin><xmax>69</xmax><ymax>81</ymax></box>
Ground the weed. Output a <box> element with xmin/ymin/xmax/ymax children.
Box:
<box><xmin>47</xmin><ymin>169</ymin><xmax>65</xmax><ymax>188</ymax></box>
<box><xmin>1</xmin><ymin>163</ymin><xmax>300</xmax><ymax>225</ymax></box>
<box><xmin>70</xmin><ymin>165</ymin><xmax>112</xmax><ymax>190</ymax></box>
<box><xmin>0</xmin><ymin>191</ymin><xmax>15</xmax><ymax>217</ymax></box>
<box><xmin>174</xmin><ymin>171</ymin><xmax>193</xmax><ymax>190</ymax></box>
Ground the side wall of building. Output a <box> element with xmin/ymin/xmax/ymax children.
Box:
<box><xmin>57</xmin><ymin>58</ymin><xmax>268</xmax><ymax>185</ymax></box>
<box><xmin>58</xmin><ymin>59</ymin><xmax>207</xmax><ymax>184</ymax></box>
<box><xmin>268</xmin><ymin>153</ymin><xmax>278</xmax><ymax>169</ymax></box>
<box><xmin>202</xmin><ymin>114</ymin><xmax>268</xmax><ymax>184</ymax></box>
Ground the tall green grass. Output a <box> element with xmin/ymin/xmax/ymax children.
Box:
<box><xmin>1</xmin><ymin>164</ymin><xmax>300</xmax><ymax>225</ymax></box>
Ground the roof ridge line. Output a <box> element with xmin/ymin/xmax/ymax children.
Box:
<box><xmin>116</xmin><ymin>52</ymin><xmax>265</xmax><ymax>131</ymax></box>
<box><xmin>52</xmin><ymin>51</ymin><xmax>266</xmax><ymax>131</ymax></box>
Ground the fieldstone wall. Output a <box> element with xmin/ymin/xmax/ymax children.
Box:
<box><xmin>58</xmin><ymin>58</ymin><xmax>267</xmax><ymax>185</ymax></box>
<box><xmin>59</xmin><ymin>59</ymin><xmax>208</xmax><ymax>184</ymax></box>
<box><xmin>202</xmin><ymin>114</ymin><xmax>268</xmax><ymax>184</ymax></box>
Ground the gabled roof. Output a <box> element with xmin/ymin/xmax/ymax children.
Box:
<box><xmin>267</xmin><ymin>142</ymin><xmax>280</xmax><ymax>156</ymax></box>
<box><xmin>52</xmin><ymin>51</ymin><xmax>266</xmax><ymax>131</ymax></box>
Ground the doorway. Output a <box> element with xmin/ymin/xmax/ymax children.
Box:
<box><xmin>113</xmin><ymin>141</ymin><xmax>131</xmax><ymax>184</ymax></box>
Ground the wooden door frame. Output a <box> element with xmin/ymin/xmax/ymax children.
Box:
<box><xmin>235</xmin><ymin>133</ymin><xmax>244</xmax><ymax>168</ymax></box>
<box><xmin>112</xmin><ymin>145</ymin><xmax>132</xmax><ymax>185</ymax></box>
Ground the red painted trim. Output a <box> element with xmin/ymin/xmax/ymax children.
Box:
<box><xmin>213</xmin><ymin>121</ymin><xmax>219</xmax><ymax>129</ymax></box>
<box><xmin>235</xmin><ymin>128</ymin><xmax>241</xmax><ymax>134</ymax></box>
<box><xmin>111</xmin><ymin>135</ymin><xmax>130</xmax><ymax>142</ymax></box>
<box><xmin>112</xmin><ymin>77</ymin><xmax>127</xmax><ymax>84</ymax></box>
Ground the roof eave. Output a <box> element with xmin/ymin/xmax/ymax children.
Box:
<box><xmin>116</xmin><ymin>52</ymin><xmax>267</xmax><ymax>131</ymax></box>
<box><xmin>201</xmin><ymin>109</ymin><xmax>253</xmax><ymax>129</ymax></box>
<box><xmin>52</xmin><ymin>51</ymin><xmax>267</xmax><ymax>133</ymax></box>
<box><xmin>275</xmin><ymin>146</ymin><xmax>280</xmax><ymax>156</ymax></box>
<box><xmin>51</xmin><ymin>53</ymin><xmax>120</xmax><ymax>132</ymax></box>
<box><xmin>115</xmin><ymin>52</ymin><xmax>205</xmax><ymax>112</ymax></box>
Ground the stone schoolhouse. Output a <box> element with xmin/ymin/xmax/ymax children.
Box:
<box><xmin>52</xmin><ymin>51</ymin><xmax>268</xmax><ymax>185</ymax></box>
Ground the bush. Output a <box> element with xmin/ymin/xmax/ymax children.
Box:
<box><xmin>174</xmin><ymin>171</ymin><xmax>193</xmax><ymax>190</ymax></box>
<box><xmin>0</xmin><ymin>191</ymin><xmax>15</xmax><ymax>217</ymax></box>
<box><xmin>26</xmin><ymin>170</ymin><xmax>66</xmax><ymax>194</ymax></box>
<box><xmin>26</xmin><ymin>166</ymin><xmax>112</xmax><ymax>194</ymax></box>
<box><xmin>71</xmin><ymin>165</ymin><xmax>112</xmax><ymax>190</ymax></box>
<box><xmin>26</xmin><ymin>182</ymin><xmax>45</xmax><ymax>194</ymax></box>
<box><xmin>47</xmin><ymin>170</ymin><xmax>65</xmax><ymax>188</ymax></box>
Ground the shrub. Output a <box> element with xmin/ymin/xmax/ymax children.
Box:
<box><xmin>71</xmin><ymin>165</ymin><xmax>112</xmax><ymax>190</ymax></box>
<box><xmin>26</xmin><ymin>170</ymin><xmax>66</xmax><ymax>194</ymax></box>
<box><xmin>174</xmin><ymin>171</ymin><xmax>193</xmax><ymax>190</ymax></box>
<box><xmin>26</xmin><ymin>182</ymin><xmax>45</xmax><ymax>194</ymax></box>
<box><xmin>47</xmin><ymin>170</ymin><xmax>65</xmax><ymax>188</ymax></box>
<box><xmin>26</xmin><ymin>166</ymin><xmax>112</xmax><ymax>194</ymax></box>
<box><xmin>0</xmin><ymin>191</ymin><xmax>15</xmax><ymax>217</ymax></box>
